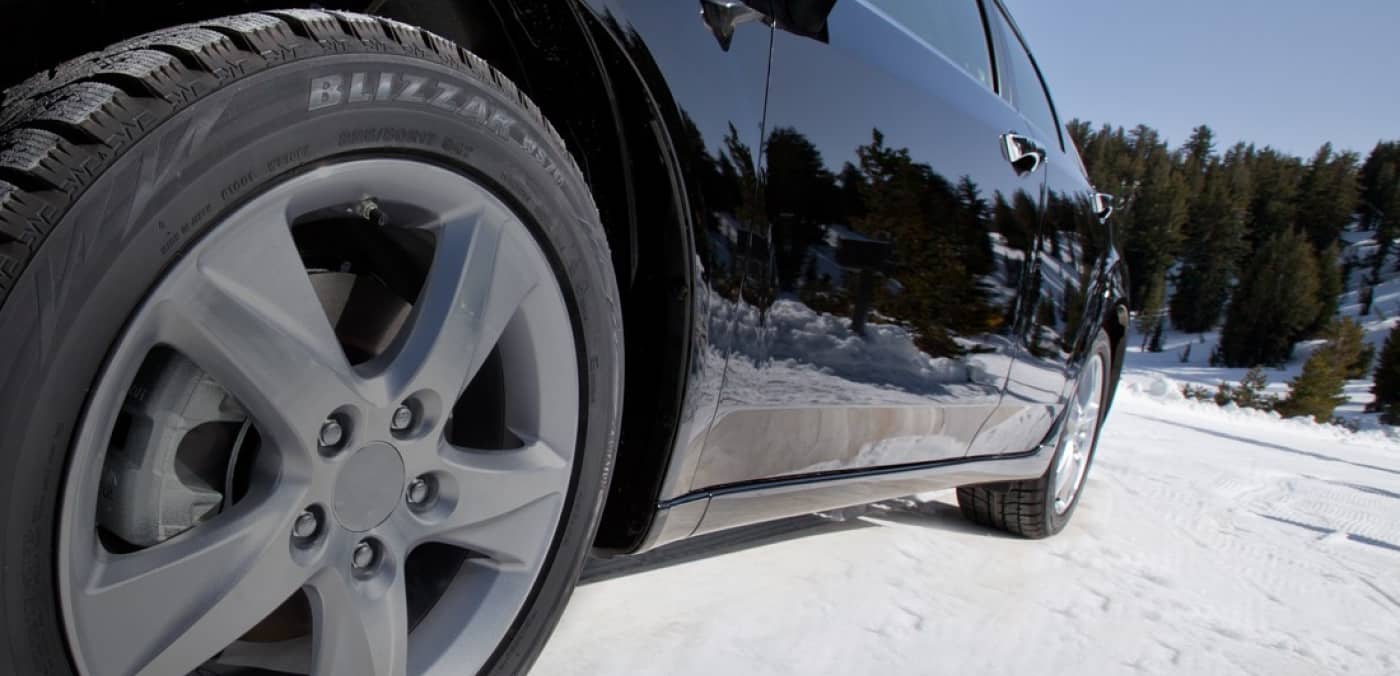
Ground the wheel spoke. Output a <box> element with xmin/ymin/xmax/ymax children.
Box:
<box><xmin>368</xmin><ymin>211</ymin><xmax>540</xmax><ymax>405</ymax></box>
<box><xmin>152</xmin><ymin>211</ymin><xmax>363</xmax><ymax>452</ymax></box>
<box><xmin>1054</xmin><ymin>355</ymin><xmax>1105</xmax><ymax>511</ymax></box>
<box><xmin>306</xmin><ymin>566</ymin><xmax>409</xmax><ymax>676</ymax></box>
<box><xmin>61</xmin><ymin>159</ymin><xmax>586</xmax><ymax>676</ymax></box>
<box><xmin>430</xmin><ymin>438</ymin><xmax>569</xmax><ymax>565</ymax></box>
<box><xmin>71</xmin><ymin>487</ymin><xmax>311</xmax><ymax>676</ymax></box>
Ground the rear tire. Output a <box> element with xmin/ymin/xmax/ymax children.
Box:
<box><xmin>0</xmin><ymin>11</ymin><xmax>621</xmax><ymax>676</ymax></box>
<box><xmin>957</xmin><ymin>329</ymin><xmax>1111</xmax><ymax>538</ymax></box>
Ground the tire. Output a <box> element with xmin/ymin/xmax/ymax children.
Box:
<box><xmin>0</xmin><ymin>11</ymin><xmax>621</xmax><ymax>676</ymax></box>
<box><xmin>956</xmin><ymin>329</ymin><xmax>1111</xmax><ymax>539</ymax></box>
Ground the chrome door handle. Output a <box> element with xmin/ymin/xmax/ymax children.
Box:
<box><xmin>701</xmin><ymin>0</ymin><xmax>769</xmax><ymax>51</ymax></box>
<box><xmin>1001</xmin><ymin>133</ymin><xmax>1046</xmax><ymax>175</ymax></box>
<box><xmin>1092</xmin><ymin>192</ymin><xmax>1115</xmax><ymax>221</ymax></box>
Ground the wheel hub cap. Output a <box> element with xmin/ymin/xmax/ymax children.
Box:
<box><xmin>1052</xmin><ymin>352</ymin><xmax>1105</xmax><ymax>515</ymax></box>
<box><xmin>334</xmin><ymin>442</ymin><xmax>405</xmax><ymax>532</ymax></box>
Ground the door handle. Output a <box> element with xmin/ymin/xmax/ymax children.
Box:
<box><xmin>1001</xmin><ymin>133</ymin><xmax>1046</xmax><ymax>176</ymax></box>
<box><xmin>1092</xmin><ymin>192</ymin><xmax>1115</xmax><ymax>221</ymax></box>
<box><xmin>701</xmin><ymin>0</ymin><xmax>769</xmax><ymax>51</ymax></box>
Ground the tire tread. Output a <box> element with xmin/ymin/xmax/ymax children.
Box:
<box><xmin>956</xmin><ymin>481</ymin><xmax>1051</xmax><ymax>539</ymax></box>
<box><xmin>0</xmin><ymin>9</ymin><xmax>597</xmax><ymax>306</ymax></box>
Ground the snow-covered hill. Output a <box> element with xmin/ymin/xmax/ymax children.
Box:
<box><xmin>537</xmin><ymin>377</ymin><xmax>1400</xmax><ymax>675</ymax></box>
<box><xmin>1127</xmin><ymin>229</ymin><xmax>1399</xmax><ymax>433</ymax></box>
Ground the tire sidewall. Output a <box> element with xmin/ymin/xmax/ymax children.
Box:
<box><xmin>0</xmin><ymin>52</ymin><xmax>620</xmax><ymax>675</ymax></box>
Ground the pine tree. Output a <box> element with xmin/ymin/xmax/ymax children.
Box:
<box><xmin>1169</xmin><ymin>158</ymin><xmax>1248</xmax><ymax>332</ymax></box>
<box><xmin>1065</xmin><ymin>120</ymin><xmax>1093</xmax><ymax>157</ymax></box>
<box><xmin>1308</xmin><ymin>242</ymin><xmax>1344</xmax><ymax>336</ymax></box>
<box><xmin>1358</xmin><ymin>142</ymin><xmax>1400</xmax><ymax>276</ymax></box>
<box><xmin>1368</xmin><ymin>162</ymin><xmax>1400</xmax><ymax>276</ymax></box>
<box><xmin>1359</xmin><ymin>141</ymin><xmax>1400</xmax><ymax>230</ymax></box>
<box><xmin>1136</xmin><ymin>278</ymin><xmax>1166</xmax><ymax>350</ymax></box>
<box><xmin>1209</xmin><ymin>367</ymin><xmax>1279</xmax><ymax>411</ymax></box>
<box><xmin>1218</xmin><ymin>229</ymin><xmax>1322</xmax><ymax>366</ymax></box>
<box><xmin>765</xmin><ymin>127</ymin><xmax>838</xmax><ymax>291</ymax></box>
<box><xmin>1278</xmin><ymin>318</ymin><xmax>1361</xmax><ymax>423</ymax></box>
<box><xmin>1373</xmin><ymin>324</ymin><xmax>1400</xmax><ymax>424</ymax></box>
<box><xmin>1320</xmin><ymin>318</ymin><xmax>1373</xmax><ymax>379</ymax></box>
<box><xmin>1295</xmin><ymin>143</ymin><xmax>1360</xmax><ymax>252</ymax></box>
<box><xmin>1356</xmin><ymin>340</ymin><xmax>1377</xmax><ymax>381</ymax></box>
<box><xmin>847</xmin><ymin>129</ymin><xmax>995</xmax><ymax>354</ymax></box>
<box><xmin>1244</xmin><ymin>149</ymin><xmax>1303</xmax><ymax>249</ymax></box>
<box><xmin>1277</xmin><ymin>349</ymin><xmax>1347</xmax><ymax>423</ymax></box>
<box><xmin>1180</xmin><ymin>124</ymin><xmax>1216</xmax><ymax>204</ymax></box>
<box><xmin>1127</xmin><ymin>144</ymin><xmax>1189</xmax><ymax>312</ymax></box>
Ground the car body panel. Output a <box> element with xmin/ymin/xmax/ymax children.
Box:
<box><xmin>690</xmin><ymin>431</ymin><xmax>1056</xmax><ymax>538</ymax></box>
<box><xmin>576</xmin><ymin>0</ymin><xmax>774</xmax><ymax>515</ymax></box>
<box><xmin>574</xmin><ymin>0</ymin><xmax>1124</xmax><ymax>550</ymax></box>
<box><xmin>688</xmin><ymin>0</ymin><xmax>1050</xmax><ymax>491</ymax></box>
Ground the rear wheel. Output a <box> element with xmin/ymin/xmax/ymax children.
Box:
<box><xmin>0</xmin><ymin>11</ymin><xmax>621</xmax><ymax>676</ymax></box>
<box><xmin>957</xmin><ymin>329</ymin><xmax>1111</xmax><ymax>538</ymax></box>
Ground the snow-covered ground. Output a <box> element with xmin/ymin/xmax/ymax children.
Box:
<box><xmin>536</xmin><ymin>368</ymin><xmax>1400</xmax><ymax>675</ymax></box>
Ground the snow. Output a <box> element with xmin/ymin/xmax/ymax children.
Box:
<box><xmin>1122</xmin><ymin>324</ymin><xmax>1398</xmax><ymax>436</ymax></box>
<box><xmin>537</xmin><ymin>378</ymin><xmax>1400</xmax><ymax>675</ymax></box>
<box><xmin>707</xmin><ymin>293</ymin><xmax>1008</xmax><ymax>407</ymax></box>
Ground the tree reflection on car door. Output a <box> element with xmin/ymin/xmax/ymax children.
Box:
<box><xmin>689</xmin><ymin>0</ymin><xmax>1047</xmax><ymax>490</ymax></box>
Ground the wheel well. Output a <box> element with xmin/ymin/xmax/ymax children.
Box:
<box><xmin>0</xmin><ymin>0</ymin><xmax>694</xmax><ymax>554</ymax></box>
<box><xmin>1102</xmin><ymin>300</ymin><xmax>1128</xmax><ymax>412</ymax></box>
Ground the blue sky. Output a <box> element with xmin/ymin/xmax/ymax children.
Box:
<box><xmin>1001</xmin><ymin>0</ymin><xmax>1400</xmax><ymax>159</ymax></box>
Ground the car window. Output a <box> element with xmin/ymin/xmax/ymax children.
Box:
<box><xmin>865</xmin><ymin>0</ymin><xmax>994</xmax><ymax>91</ymax></box>
<box><xmin>989</xmin><ymin>4</ymin><xmax>1062</xmax><ymax>148</ymax></box>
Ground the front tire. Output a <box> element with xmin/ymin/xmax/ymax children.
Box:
<box><xmin>0</xmin><ymin>11</ymin><xmax>621</xmax><ymax>676</ymax></box>
<box><xmin>957</xmin><ymin>329</ymin><xmax>1111</xmax><ymax>538</ymax></box>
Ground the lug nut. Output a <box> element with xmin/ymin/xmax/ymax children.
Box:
<box><xmin>391</xmin><ymin>405</ymin><xmax>414</xmax><ymax>433</ymax></box>
<box><xmin>292</xmin><ymin>509</ymin><xmax>320</xmax><ymax>539</ymax></box>
<box><xmin>352</xmin><ymin>540</ymin><xmax>379</xmax><ymax>571</ymax></box>
<box><xmin>319</xmin><ymin>417</ymin><xmax>345</xmax><ymax>448</ymax></box>
<box><xmin>406</xmin><ymin>477</ymin><xmax>433</xmax><ymax>507</ymax></box>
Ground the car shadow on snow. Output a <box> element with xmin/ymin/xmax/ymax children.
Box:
<box><xmin>582</xmin><ymin>497</ymin><xmax>1015</xmax><ymax>584</ymax></box>
<box><xmin>856</xmin><ymin>497</ymin><xmax>1023</xmax><ymax>539</ymax></box>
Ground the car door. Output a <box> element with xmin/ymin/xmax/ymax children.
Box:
<box><xmin>967</xmin><ymin>1</ymin><xmax>1106</xmax><ymax>456</ymax></box>
<box><xmin>688</xmin><ymin>0</ymin><xmax>1046</xmax><ymax>490</ymax></box>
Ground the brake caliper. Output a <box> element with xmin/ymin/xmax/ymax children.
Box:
<box><xmin>98</xmin><ymin>351</ymin><xmax>248</xmax><ymax>547</ymax></box>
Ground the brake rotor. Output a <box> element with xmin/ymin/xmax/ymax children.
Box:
<box><xmin>309</xmin><ymin>270</ymin><xmax>412</xmax><ymax>364</ymax></box>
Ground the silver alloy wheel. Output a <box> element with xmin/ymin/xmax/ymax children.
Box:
<box><xmin>1050</xmin><ymin>352</ymin><xmax>1105</xmax><ymax>515</ymax></box>
<box><xmin>58</xmin><ymin>160</ymin><xmax>580</xmax><ymax>676</ymax></box>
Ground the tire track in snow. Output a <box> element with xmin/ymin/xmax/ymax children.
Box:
<box><xmin>542</xmin><ymin>388</ymin><xmax>1400</xmax><ymax>675</ymax></box>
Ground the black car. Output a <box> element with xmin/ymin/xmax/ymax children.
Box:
<box><xmin>0</xmin><ymin>0</ymin><xmax>1127</xmax><ymax>673</ymax></box>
